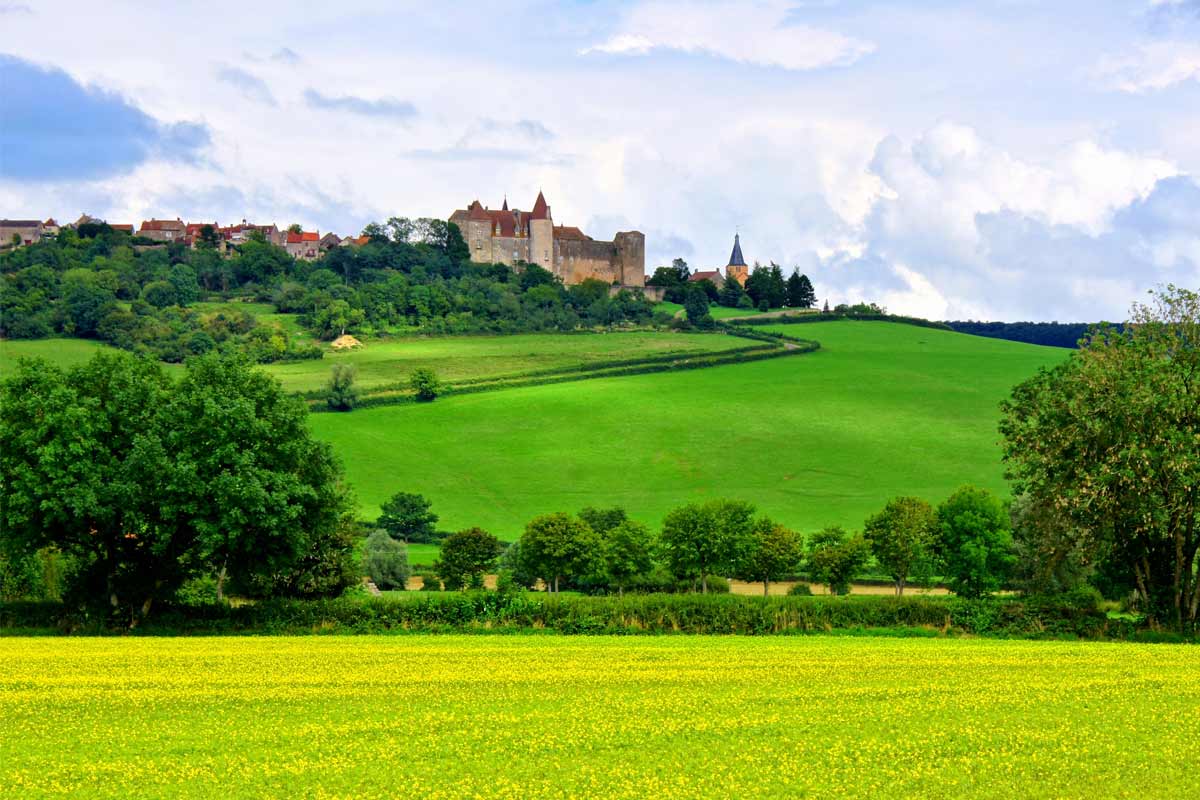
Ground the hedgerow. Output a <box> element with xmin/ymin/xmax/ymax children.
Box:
<box><xmin>0</xmin><ymin>593</ymin><xmax>1155</xmax><ymax>639</ymax></box>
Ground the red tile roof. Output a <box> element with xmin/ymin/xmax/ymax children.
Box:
<box><xmin>109</xmin><ymin>224</ymin><xmax>134</xmax><ymax>232</ymax></box>
<box><xmin>689</xmin><ymin>270</ymin><xmax>722</xmax><ymax>282</ymax></box>
<box><xmin>530</xmin><ymin>191</ymin><xmax>549</xmax><ymax>220</ymax></box>
<box><xmin>554</xmin><ymin>225</ymin><xmax>589</xmax><ymax>241</ymax></box>
<box><xmin>139</xmin><ymin>219</ymin><xmax>185</xmax><ymax>232</ymax></box>
<box><xmin>286</xmin><ymin>231</ymin><xmax>320</xmax><ymax>243</ymax></box>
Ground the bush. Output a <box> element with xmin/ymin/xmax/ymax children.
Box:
<box><xmin>363</xmin><ymin>530</ymin><xmax>410</xmax><ymax>591</ymax></box>
<box><xmin>410</xmin><ymin>368</ymin><xmax>441</xmax><ymax>402</ymax></box>
<box><xmin>419</xmin><ymin>572</ymin><xmax>442</xmax><ymax>591</ymax></box>
<box><xmin>326</xmin><ymin>364</ymin><xmax>358</xmax><ymax>411</ymax></box>
<box><xmin>787</xmin><ymin>583</ymin><xmax>814</xmax><ymax>596</ymax></box>
<box><xmin>174</xmin><ymin>575</ymin><xmax>220</xmax><ymax>606</ymax></box>
<box><xmin>704</xmin><ymin>575</ymin><xmax>730</xmax><ymax>594</ymax></box>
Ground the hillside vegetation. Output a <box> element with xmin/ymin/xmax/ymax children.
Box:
<box><xmin>311</xmin><ymin>320</ymin><xmax>1066</xmax><ymax>535</ymax></box>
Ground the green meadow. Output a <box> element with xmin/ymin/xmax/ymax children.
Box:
<box><xmin>310</xmin><ymin>321</ymin><xmax>1067</xmax><ymax>535</ymax></box>
<box><xmin>261</xmin><ymin>331</ymin><xmax>752</xmax><ymax>394</ymax></box>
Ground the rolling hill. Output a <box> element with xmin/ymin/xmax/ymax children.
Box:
<box><xmin>309</xmin><ymin>320</ymin><xmax>1068</xmax><ymax>537</ymax></box>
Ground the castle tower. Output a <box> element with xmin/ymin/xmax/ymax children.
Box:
<box><xmin>528</xmin><ymin>190</ymin><xmax>554</xmax><ymax>271</ymax></box>
<box><xmin>726</xmin><ymin>233</ymin><xmax>748</xmax><ymax>286</ymax></box>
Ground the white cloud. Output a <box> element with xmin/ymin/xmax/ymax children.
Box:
<box><xmin>581</xmin><ymin>0</ymin><xmax>874</xmax><ymax>70</ymax></box>
<box><xmin>1095</xmin><ymin>41</ymin><xmax>1200</xmax><ymax>92</ymax></box>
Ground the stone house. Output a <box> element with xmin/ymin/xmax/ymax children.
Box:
<box><xmin>285</xmin><ymin>230</ymin><xmax>321</xmax><ymax>260</ymax></box>
<box><xmin>137</xmin><ymin>218</ymin><xmax>186</xmax><ymax>242</ymax></box>
<box><xmin>0</xmin><ymin>219</ymin><xmax>43</xmax><ymax>247</ymax></box>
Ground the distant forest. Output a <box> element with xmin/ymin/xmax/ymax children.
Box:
<box><xmin>943</xmin><ymin>321</ymin><xmax>1109</xmax><ymax>349</ymax></box>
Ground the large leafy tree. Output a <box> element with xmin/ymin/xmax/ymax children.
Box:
<box><xmin>1001</xmin><ymin>286</ymin><xmax>1200</xmax><ymax>629</ymax></box>
<box><xmin>863</xmin><ymin>496</ymin><xmax>938</xmax><ymax>595</ymax></box>
<box><xmin>435</xmin><ymin>528</ymin><xmax>502</xmax><ymax>590</ymax></box>
<box><xmin>735</xmin><ymin>517</ymin><xmax>804</xmax><ymax>596</ymax></box>
<box><xmin>660</xmin><ymin>499</ymin><xmax>755</xmax><ymax>592</ymax></box>
<box><xmin>0</xmin><ymin>352</ymin><xmax>353</xmax><ymax>623</ymax></box>
<box><xmin>519</xmin><ymin>513</ymin><xmax>602</xmax><ymax>593</ymax></box>
<box><xmin>806</xmin><ymin>527</ymin><xmax>869</xmax><ymax>596</ymax></box>
<box><xmin>602</xmin><ymin>519</ymin><xmax>656</xmax><ymax>595</ymax></box>
<box><xmin>935</xmin><ymin>486</ymin><xmax>1015</xmax><ymax>599</ymax></box>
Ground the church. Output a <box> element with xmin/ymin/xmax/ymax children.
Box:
<box><xmin>449</xmin><ymin>192</ymin><xmax>645</xmax><ymax>288</ymax></box>
<box><xmin>688</xmin><ymin>233</ymin><xmax>750</xmax><ymax>288</ymax></box>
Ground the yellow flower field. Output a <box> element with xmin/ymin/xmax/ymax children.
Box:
<box><xmin>1</xmin><ymin>636</ymin><xmax>1197</xmax><ymax>798</ymax></box>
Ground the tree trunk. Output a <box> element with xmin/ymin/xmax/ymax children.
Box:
<box><xmin>216</xmin><ymin>562</ymin><xmax>227</xmax><ymax>603</ymax></box>
<box><xmin>701</xmin><ymin>574</ymin><xmax>708</xmax><ymax>594</ymax></box>
<box><xmin>896</xmin><ymin>577</ymin><xmax>905</xmax><ymax>597</ymax></box>
<box><xmin>553</xmin><ymin>575</ymin><xmax>559</xmax><ymax>594</ymax></box>
<box><xmin>763</xmin><ymin>579</ymin><xmax>769</xmax><ymax>597</ymax></box>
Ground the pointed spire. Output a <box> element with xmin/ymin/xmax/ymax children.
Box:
<box><xmin>728</xmin><ymin>233</ymin><xmax>746</xmax><ymax>267</ymax></box>
<box><xmin>502</xmin><ymin>195</ymin><xmax>508</xmax><ymax>211</ymax></box>
<box><xmin>531</xmin><ymin>190</ymin><xmax>549</xmax><ymax>220</ymax></box>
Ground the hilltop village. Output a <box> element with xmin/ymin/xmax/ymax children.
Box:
<box><xmin>0</xmin><ymin>193</ymin><xmax>756</xmax><ymax>293</ymax></box>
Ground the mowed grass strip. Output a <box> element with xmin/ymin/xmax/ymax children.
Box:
<box><xmin>311</xmin><ymin>321</ymin><xmax>1066</xmax><ymax>534</ymax></box>
<box><xmin>0</xmin><ymin>636</ymin><xmax>1195</xmax><ymax>799</ymax></box>
<box><xmin>263</xmin><ymin>331</ymin><xmax>752</xmax><ymax>394</ymax></box>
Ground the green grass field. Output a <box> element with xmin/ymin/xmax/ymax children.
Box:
<box><xmin>0</xmin><ymin>338</ymin><xmax>187</xmax><ymax>377</ymax></box>
<box><xmin>654</xmin><ymin>301</ymin><xmax>780</xmax><ymax>319</ymax></box>
<box><xmin>261</xmin><ymin>331</ymin><xmax>752</xmax><ymax>394</ymax></box>
<box><xmin>1</xmin><ymin>636</ymin><xmax>1195</xmax><ymax>798</ymax></box>
<box><xmin>311</xmin><ymin>321</ymin><xmax>1066</xmax><ymax>535</ymax></box>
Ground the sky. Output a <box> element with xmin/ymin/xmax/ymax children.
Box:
<box><xmin>1</xmin><ymin>0</ymin><xmax>1199</xmax><ymax>321</ymax></box>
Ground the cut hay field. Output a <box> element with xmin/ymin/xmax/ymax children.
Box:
<box><xmin>1</xmin><ymin>636</ymin><xmax>1195</xmax><ymax>799</ymax></box>
<box><xmin>261</xmin><ymin>331</ymin><xmax>753</xmax><ymax>394</ymax></box>
<box><xmin>311</xmin><ymin>321</ymin><xmax>1067</xmax><ymax>535</ymax></box>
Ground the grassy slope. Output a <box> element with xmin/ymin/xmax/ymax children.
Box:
<box><xmin>0</xmin><ymin>338</ymin><xmax>185</xmax><ymax>378</ymax></box>
<box><xmin>311</xmin><ymin>321</ymin><xmax>1066</xmax><ymax>536</ymax></box>
<box><xmin>262</xmin><ymin>331</ymin><xmax>751</xmax><ymax>394</ymax></box>
<box><xmin>654</xmin><ymin>301</ymin><xmax>778</xmax><ymax>319</ymax></box>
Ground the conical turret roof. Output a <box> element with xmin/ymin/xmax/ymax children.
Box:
<box><xmin>531</xmin><ymin>191</ymin><xmax>550</xmax><ymax>220</ymax></box>
<box><xmin>727</xmin><ymin>233</ymin><xmax>746</xmax><ymax>267</ymax></box>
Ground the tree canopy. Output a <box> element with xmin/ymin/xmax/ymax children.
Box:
<box><xmin>0</xmin><ymin>351</ymin><xmax>353</xmax><ymax>624</ymax></box>
<box><xmin>1001</xmin><ymin>286</ymin><xmax>1200</xmax><ymax>629</ymax></box>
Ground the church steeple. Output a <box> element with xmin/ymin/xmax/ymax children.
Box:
<box><xmin>502</xmin><ymin>195</ymin><xmax>508</xmax><ymax>211</ymax></box>
<box><xmin>725</xmin><ymin>233</ymin><xmax>748</xmax><ymax>287</ymax></box>
<box><xmin>728</xmin><ymin>233</ymin><xmax>746</xmax><ymax>267</ymax></box>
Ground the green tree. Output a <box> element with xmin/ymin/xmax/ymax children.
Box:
<box><xmin>718</xmin><ymin>272</ymin><xmax>745</xmax><ymax>308</ymax></box>
<box><xmin>377</xmin><ymin>492</ymin><xmax>438</xmax><ymax>543</ymax></box>
<box><xmin>435</xmin><ymin>527</ymin><xmax>502</xmax><ymax>590</ymax></box>
<box><xmin>602</xmin><ymin>519</ymin><xmax>656</xmax><ymax>595</ymax></box>
<box><xmin>735</xmin><ymin>517</ymin><xmax>804</xmax><ymax>595</ymax></box>
<box><xmin>578</xmin><ymin>506</ymin><xmax>627</xmax><ymax>535</ymax></box>
<box><xmin>410</xmin><ymin>367</ymin><xmax>441</xmax><ymax>402</ymax></box>
<box><xmin>61</xmin><ymin>270</ymin><xmax>117</xmax><ymax>336</ymax></box>
<box><xmin>787</xmin><ymin>270</ymin><xmax>816</xmax><ymax>308</ymax></box>
<box><xmin>140</xmin><ymin>280</ymin><xmax>178</xmax><ymax>309</ymax></box>
<box><xmin>767</xmin><ymin>262</ymin><xmax>787</xmax><ymax>308</ymax></box>
<box><xmin>519</xmin><ymin>513</ymin><xmax>601</xmax><ymax>593</ymax></box>
<box><xmin>1001</xmin><ymin>286</ymin><xmax>1200</xmax><ymax>630</ymax></box>
<box><xmin>806</xmin><ymin>527</ymin><xmax>869</xmax><ymax>595</ymax></box>
<box><xmin>0</xmin><ymin>352</ymin><xmax>352</xmax><ymax>623</ymax></box>
<box><xmin>935</xmin><ymin>486</ymin><xmax>1015</xmax><ymax>598</ymax></box>
<box><xmin>660</xmin><ymin>499</ymin><xmax>754</xmax><ymax>592</ymax></box>
<box><xmin>326</xmin><ymin>364</ymin><xmax>358</xmax><ymax>411</ymax></box>
<box><xmin>863</xmin><ymin>496</ymin><xmax>938</xmax><ymax>595</ymax></box>
<box><xmin>683</xmin><ymin>285</ymin><xmax>713</xmax><ymax>330</ymax></box>
<box><xmin>363</xmin><ymin>530</ymin><xmax>410</xmax><ymax>590</ymax></box>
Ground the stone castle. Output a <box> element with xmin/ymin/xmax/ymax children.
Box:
<box><xmin>449</xmin><ymin>192</ymin><xmax>645</xmax><ymax>287</ymax></box>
